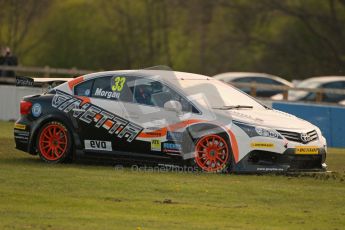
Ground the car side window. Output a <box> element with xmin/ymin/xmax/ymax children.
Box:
<box><xmin>232</xmin><ymin>77</ymin><xmax>253</xmax><ymax>83</ymax></box>
<box><xmin>90</xmin><ymin>75</ymin><xmax>131</xmax><ymax>101</ymax></box>
<box><xmin>322</xmin><ymin>81</ymin><xmax>344</xmax><ymax>89</ymax></box>
<box><xmin>91</xmin><ymin>76</ymin><xmax>112</xmax><ymax>99</ymax></box>
<box><xmin>304</xmin><ymin>92</ymin><xmax>316</xmax><ymax>101</ymax></box>
<box><xmin>322</xmin><ymin>81</ymin><xmax>345</xmax><ymax>102</ymax></box>
<box><xmin>128</xmin><ymin>78</ymin><xmax>197</xmax><ymax>113</ymax></box>
<box><xmin>74</xmin><ymin>80</ymin><xmax>93</xmax><ymax>97</ymax></box>
<box><xmin>254</xmin><ymin>77</ymin><xmax>283</xmax><ymax>85</ymax></box>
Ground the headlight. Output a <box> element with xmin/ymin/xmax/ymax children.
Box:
<box><xmin>255</xmin><ymin>127</ymin><xmax>281</xmax><ymax>139</ymax></box>
<box><xmin>234</xmin><ymin>121</ymin><xmax>282</xmax><ymax>139</ymax></box>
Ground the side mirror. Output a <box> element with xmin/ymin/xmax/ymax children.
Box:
<box><xmin>163</xmin><ymin>100</ymin><xmax>182</xmax><ymax>113</ymax></box>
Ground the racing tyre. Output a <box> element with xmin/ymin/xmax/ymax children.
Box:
<box><xmin>193</xmin><ymin>134</ymin><xmax>231</xmax><ymax>172</ymax></box>
<box><xmin>37</xmin><ymin>121</ymin><xmax>72</xmax><ymax>163</ymax></box>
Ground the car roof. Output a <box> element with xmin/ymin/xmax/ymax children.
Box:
<box><xmin>213</xmin><ymin>72</ymin><xmax>293</xmax><ymax>86</ymax></box>
<box><xmin>55</xmin><ymin>70</ymin><xmax>217</xmax><ymax>92</ymax></box>
<box><xmin>81</xmin><ymin>70</ymin><xmax>211</xmax><ymax>82</ymax></box>
<box><xmin>300</xmin><ymin>76</ymin><xmax>345</xmax><ymax>83</ymax></box>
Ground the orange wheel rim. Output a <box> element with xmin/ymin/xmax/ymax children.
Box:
<box><xmin>195</xmin><ymin>135</ymin><xmax>229</xmax><ymax>172</ymax></box>
<box><xmin>38</xmin><ymin>124</ymin><xmax>68</xmax><ymax>161</ymax></box>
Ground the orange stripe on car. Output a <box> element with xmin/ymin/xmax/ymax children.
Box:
<box><xmin>225</xmin><ymin>128</ymin><xmax>239</xmax><ymax>163</ymax></box>
<box><xmin>137</xmin><ymin>119</ymin><xmax>204</xmax><ymax>138</ymax></box>
<box><xmin>76</xmin><ymin>96</ymin><xmax>90</xmax><ymax>105</ymax></box>
<box><xmin>68</xmin><ymin>76</ymin><xmax>84</xmax><ymax>90</ymax></box>
<box><xmin>166</xmin><ymin>119</ymin><xmax>204</xmax><ymax>131</ymax></box>
<box><xmin>138</xmin><ymin>129</ymin><xmax>167</xmax><ymax>138</ymax></box>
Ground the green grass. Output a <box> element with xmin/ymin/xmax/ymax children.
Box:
<box><xmin>1</xmin><ymin>121</ymin><xmax>345</xmax><ymax>229</ymax></box>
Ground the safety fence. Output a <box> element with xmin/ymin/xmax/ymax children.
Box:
<box><xmin>1</xmin><ymin>65</ymin><xmax>345</xmax><ymax>147</ymax></box>
<box><xmin>0</xmin><ymin>85</ymin><xmax>44</xmax><ymax>121</ymax></box>
<box><xmin>0</xmin><ymin>65</ymin><xmax>92</xmax><ymax>78</ymax></box>
<box><xmin>272</xmin><ymin>102</ymin><xmax>345</xmax><ymax>148</ymax></box>
<box><xmin>1</xmin><ymin>65</ymin><xmax>345</xmax><ymax>103</ymax></box>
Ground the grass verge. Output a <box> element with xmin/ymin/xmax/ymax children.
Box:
<box><xmin>1</xmin><ymin>121</ymin><xmax>345</xmax><ymax>229</ymax></box>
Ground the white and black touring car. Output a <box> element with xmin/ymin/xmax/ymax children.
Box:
<box><xmin>14</xmin><ymin>69</ymin><xmax>327</xmax><ymax>172</ymax></box>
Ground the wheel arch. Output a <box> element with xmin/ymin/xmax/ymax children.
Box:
<box><xmin>184</xmin><ymin>122</ymin><xmax>234</xmax><ymax>157</ymax></box>
<box><xmin>28</xmin><ymin>113</ymin><xmax>82</xmax><ymax>155</ymax></box>
<box><xmin>186</xmin><ymin>123</ymin><xmax>230</xmax><ymax>140</ymax></box>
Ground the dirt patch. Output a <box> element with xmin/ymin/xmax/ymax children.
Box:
<box><xmin>154</xmin><ymin>199</ymin><xmax>178</xmax><ymax>204</ymax></box>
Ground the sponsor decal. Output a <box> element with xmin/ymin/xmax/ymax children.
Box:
<box><xmin>146</xmin><ymin>126</ymin><xmax>161</xmax><ymax>130</ymax></box>
<box><xmin>52</xmin><ymin>90</ymin><xmax>143</xmax><ymax>142</ymax></box>
<box><xmin>144</xmin><ymin>131</ymin><xmax>164</xmax><ymax>137</ymax></box>
<box><xmin>31</xmin><ymin>103</ymin><xmax>42</xmax><ymax>117</ymax></box>
<box><xmin>14</xmin><ymin>130</ymin><xmax>29</xmax><ymax>135</ymax></box>
<box><xmin>15</xmin><ymin>136</ymin><xmax>29</xmax><ymax>140</ymax></box>
<box><xmin>151</xmin><ymin>139</ymin><xmax>161</xmax><ymax>151</ymax></box>
<box><xmin>16</xmin><ymin>76</ymin><xmax>34</xmax><ymax>87</ymax></box>
<box><xmin>295</xmin><ymin>146</ymin><xmax>319</xmax><ymax>154</ymax></box>
<box><xmin>166</xmin><ymin>131</ymin><xmax>183</xmax><ymax>142</ymax></box>
<box><xmin>14</xmin><ymin>123</ymin><xmax>26</xmax><ymax>130</ymax></box>
<box><xmin>94</xmin><ymin>88</ymin><xmax>120</xmax><ymax>99</ymax></box>
<box><xmin>111</xmin><ymin>76</ymin><xmax>126</xmax><ymax>92</ymax></box>
<box><xmin>163</xmin><ymin>143</ymin><xmax>182</xmax><ymax>153</ymax></box>
<box><xmin>231</xmin><ymin>112</ymin><xmax>263</xmax><ymax>123</ymax></box>
<box><xmin>14</xmin><ymin>130</ymin><xmax>30</xmax><ymax>141</ymax></box>
<box><xmin>85</xmin><ymin>140</ymin><xmax>112</xmax><ymax>151</ymax></box>
<box><xmin>250</xmin><ymin>142</ymin><xmax>274</xmax><ymax>148</ymax></box>
<box><xmin>257</xmin><ymin>167</ymin><xmax>284</xmax><ymax>172</ymax></box>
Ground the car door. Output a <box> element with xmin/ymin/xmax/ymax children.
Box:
<box><xmin>73</xmin><ymin>75</ymin><xmax>132</xmax><ymax>154</ymax></box>
<box><xmin>118</xmin><ymin>76</ymin><xmax>198</xmax><ymax>155</ymax></box>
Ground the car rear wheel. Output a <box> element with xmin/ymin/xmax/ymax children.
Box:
<box><xmin>193</xmin><ymin>134</ymin><xmax>230</xmax><ymax>172</ymax></box>
<box><xmin>37</xmin><ymin>121</ymin><xmax>72</xmax><ymax>163</ymax></box>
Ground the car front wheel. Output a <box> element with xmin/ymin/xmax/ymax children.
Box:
<box><xmin>193</xmin><ymin>134</ymin><xmax>231</xmax><ymax>172</ymax></box>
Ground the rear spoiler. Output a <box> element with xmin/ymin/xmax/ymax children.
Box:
<box><xmin>16</xmin><ymin>76</ymin><xmax>72</xmax><ymax>88</ymax></box>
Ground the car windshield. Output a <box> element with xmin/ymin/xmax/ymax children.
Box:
<box><xmin>289</xmin><ymin>80</ymin><xmax>322</xmax><ymax>99</ymax></box>
<box><xmin>177</xmin><ymin>79</ymin><xmax>265</xmax><ymax>109</ymax></box>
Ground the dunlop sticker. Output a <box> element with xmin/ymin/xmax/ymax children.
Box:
<box><xmin>295</xmin><ymin>146</ymin><xmax>319</xmax><ymax>154</ymax></box>
<box><xmin>14</xmin><ymin>123</ymin><xmax>26</xmax><ymax>130</ymax></box>
<box><xmin>251</xmin><ymin>142</ymin><xmax>274</xmax><ymax>148</ymax></box>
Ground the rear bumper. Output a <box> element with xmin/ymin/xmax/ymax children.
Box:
<box><xmin>233</xmin><ymin>148</ymin><xmax>327</xmax><ymax>173</ymax></box>
<box><xmin>14</xmin><ymin>120</ymin><xmax>32</xmax><ymax>154</ymax></box>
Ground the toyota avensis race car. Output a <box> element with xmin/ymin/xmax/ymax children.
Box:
<box><xmin>14</xmin><ymin>69</ymin><xmax>327</xmax><ymax>172</ymax></box>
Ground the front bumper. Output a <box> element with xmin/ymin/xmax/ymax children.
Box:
<box><xmin>232</xmin><ymin>148</ymin><xmax>327</xmax><ymax>173</ymax></box>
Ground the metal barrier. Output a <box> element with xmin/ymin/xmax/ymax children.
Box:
<box><xmin>272</xmin><ymin>102</ymin><xmax>345</xmax><ymax>148</ymax></box>
<box><xmin>0</xmin><ymin>85</ymin><xmax>44</xmax><ymax>121</ymax></box>
<box><xmin>2</xmin><ymin>65</ymin><xmax>344</xmax><ymax>103</ymax></box>
<box><xmin>231</xmin><ymin>82</ymin><xmax>345</xmax><ymax>103</ymax></box>
<box><xmin>0</xmin><ymin>65</ymin><xmax>92</xmax><ymax>77</ymax></box>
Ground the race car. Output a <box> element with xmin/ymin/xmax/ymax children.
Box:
<box><xmin>14</xmin><ymin>69</ymin><xmax>327</xmax><ymax>172</ymax></box>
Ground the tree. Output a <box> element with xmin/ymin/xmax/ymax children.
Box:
<box><xmin>0</xmin><ymin>0</ymin><xmax>52</xmax><ymax>57</ymax></box>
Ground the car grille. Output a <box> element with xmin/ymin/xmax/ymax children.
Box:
<box><xmin>277</xmin><ymin>129</ymin><xmax>318</xmax><ymax>144</ymax></box>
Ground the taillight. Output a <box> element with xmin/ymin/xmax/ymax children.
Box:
<box><xmin>20</xmin><ymin>101</ymin><xmax>32</xmax><ymax>115</ymax></box>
